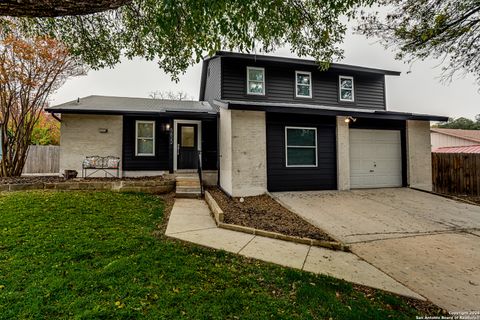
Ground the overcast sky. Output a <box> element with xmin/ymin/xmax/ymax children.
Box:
<box><xmin>51</xmin><ymin>28</ymin><xmax>480</xmax><ymax>120</ymax></box>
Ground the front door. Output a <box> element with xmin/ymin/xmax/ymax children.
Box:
<box><xmin>177</xmin><ymin>123</ymin><xmax>198</xmax><ymax>169</ymax></box>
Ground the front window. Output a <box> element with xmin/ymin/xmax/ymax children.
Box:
<box><xmin>247</xmin><ymin>67</ymin><xmax>265</xmax><ymax>95</ymax></box>
<box><xmin>135</xmin><ymin>120</ymin><xmax>155</xmax><ymax>156</ymax></box>
<box><xmin>285</xmin><ymin>127</ymin><xmax>317</xmax><ymax>167</ymax></box>
<box><xmin>295</xmin><ymin>71</ymin><xmax>312</xmax><ymax>98</ymax></box>
<box><xmin>339</xmin><ymin>76</ymin><xmax>354</xmax><ymax>102</ymax></box>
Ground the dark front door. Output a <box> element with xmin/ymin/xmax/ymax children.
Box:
<box><xmin>177</xmin><ymin>123</ymin><xmax>198</xmax><ymax>169</ymax></box>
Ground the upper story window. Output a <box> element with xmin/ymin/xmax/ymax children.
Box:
<box><xmin>285</xmin><ymin>127</ymin><xmax>317</xmax><ymax>167</ymax></box>
<box><xmin>339</xmin><ymin>76</ymin><xmax>354</xmax><ymax>102</ymax></box>
<box><xmin>135</xmin><ymin>120</ymin><xmax>155</xmax><ymax>156</ymax></box>
<box><xmin>295</xmin><ymin>71</ymin><xmax>312</xmax><ymax>98</ymax></box>
<box><xmin>247</xmin><ymin>67</ymin><xmax>265</xmax><ymax>95</ymax></box>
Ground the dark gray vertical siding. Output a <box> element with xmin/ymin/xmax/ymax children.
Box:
<box><xmin>123</xmin><ymin>116</ymin><xmax>171</xmax><ymax>171</ymax></box>
<box><xmin>221</xmin><ymin>57</ymin><xmax>386</xmax><ymax>110</ymax></box>
<box><xmin>201</xmin><ymin>117</ymin><xmax>218</xmax><ymax>170</ymax></box>
<box><xmin>123</xmin><ymin>116</ymin><xmax>218</xmax><ymax>172</ymax></box>
<box><xmin>203</xmin><ymin>57</ymin><xmax>222</xmax><ymax>103</ymax></box>
<box><xmin>266</xmin><ymin>113</ymin><xmax>337</xmax><ymax>191</ymax></box>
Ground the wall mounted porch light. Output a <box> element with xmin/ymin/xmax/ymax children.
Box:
<box><xmin>344</xmin><ymin>116</ymin><xmax>357</xmax><ymax>124</ymax></box>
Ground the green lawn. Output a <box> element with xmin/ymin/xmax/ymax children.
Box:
<box><xmin>0</xmin><ymin>191</ymin><xmax>437</xmax><ymax>319</ymax></box>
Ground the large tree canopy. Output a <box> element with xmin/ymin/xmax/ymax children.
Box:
<box><xmin>1</xmin><ymin>0</ymin><xmax>370</xmax><ymax>79</ymax></box>
<box><xmin>357</xmin><ymin>0</ymin><xmax>480</xmax><ymax>84</ymax></box>
<box><xmin>0</xmin><ymin>0</ymin><xmax>132</xmax><ymax>17</ymax></box>
<box><xmin>436</xmin><ymin>115</ymin><xmax>480</xmax><ymax>130</ymax></box>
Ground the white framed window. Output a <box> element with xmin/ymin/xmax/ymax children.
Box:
<box><xmin>295</xmin><ymin>71</ymin><xmax>312</xmax><ymax>98</ymax></box>
<box><xmin>339</xmin><ymin>75</ymin><xmax>354</xmax><ymax>102</ymax></box>
<box><xmin>247</xmin><ymin>67</ymin><xmax>265</xmax><ymax>95</ymax></box>
<box><xmin>285</xmin><ymin>126</ymin><xmax>317</xmax><ymax>167</ymax></box>
<box><xmin>135</xmin><ymin>120</ymin><xmax>155</xmax><ymax>156</ymax></box>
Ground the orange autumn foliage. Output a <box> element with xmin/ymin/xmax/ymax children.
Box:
<box><xmin>0</xmin><ymin>25</ymin><xmax>85</xmax><ymax>176</ymax></box>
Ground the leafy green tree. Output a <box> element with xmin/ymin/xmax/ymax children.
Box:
<box><xmin>2</xmin><ymin>0</ymin><xmax>370</xmax><ymax>79</ymax></box>
<box><xmin>437</xmin><ymin>115</ymin><xmax>480</xmax><ymax>129</ymax></box>
<box><xmin>357</xmin><ymin>0</ymin><xmax>480</xmax><ymax>84</ymax></box>
<box><xmin>0</xmin><ymin>0</ymin><xmax>131</xmax><ymax>17</ymax></box>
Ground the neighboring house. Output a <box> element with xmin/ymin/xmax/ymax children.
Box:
<box><xmin>433</xmin><ymin>145</ymin><xmax>480</xmax><ymax>153</ymax></box>
<box><xmin>431</xmin><ymin>128</ymin><xmax>480</xmax><ymax>151</ymax></box>
<box><xmin>46</xmin><ymin>51</ymin><xmax>447</xmax><ymax>196</ymax></box>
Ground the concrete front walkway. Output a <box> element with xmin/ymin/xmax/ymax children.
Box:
<box><xmin>272</xmin><ymin>188</ymin><xmax>480</xmax><ymax>312</ymax></box>
<box><xmin>165</xmin><ymin>198</ymin><xmax>423</xmax><ymax>300</ymax></box>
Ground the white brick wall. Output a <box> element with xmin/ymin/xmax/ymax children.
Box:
<box><xmin>336</xmin><ymin>116</ymin><xmax>350</xmax><ymax>190</ymax></box>
<box><xmin>407</xmin><ymin>120</ymin><xmax>432</xmax><ymax>191</ymax></box>
<box><xmin>219</xmin><ymin>108</ymin><xmax>233</xmax><ymax>194</ymax></box>
<box><xmin>219</xmin><ymin>109</ymin><xmax>267</xmax><ymax>196</ymax></box>
<box><xmin>60</xmin><ymin>114</ymin><xmax>123</xmax><ymax>177</ymax></box>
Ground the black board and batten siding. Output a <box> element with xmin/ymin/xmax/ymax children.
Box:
<box><xmin>123</xmin><ymin>116</ymin><xmax>171</xmax><ymax>171</ymax></box>
<box><xmin>123</xmin><ymin>116</ymin><xmax>218</xmax><ymax>172</ymax></box>
<box><xmin>221</xmin><ymin>57</ymin><xmax>386</xmax><ymax>110</ymax></box>
<box><xmin>266</xmin><ymin>113</ymin><xmax>337</xmax><ymax>192</ymax></box>
<box><xmin>201</xmin><ymin>118</ymin><xmax>218</xmax><ymax>170</ymax></box>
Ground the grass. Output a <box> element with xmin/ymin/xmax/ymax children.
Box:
<box><xmin>0</xmin><ymin>191</ymin><xmax>438</xmax><ymax>319</ymax></box>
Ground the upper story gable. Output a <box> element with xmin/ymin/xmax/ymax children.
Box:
<box><xmin>200</xmin><ymin>51</ymin><xmax>400</xmax><ymax>111</ymax></box>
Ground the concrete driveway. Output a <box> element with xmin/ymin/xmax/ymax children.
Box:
<box><xmin>272</xmin><ymin>188</ymin><xmax>480</xmax><ymax>312</ymax></box>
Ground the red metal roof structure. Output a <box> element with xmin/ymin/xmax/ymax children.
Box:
<box><xmin>432</xmin><ymin>145</ymin><xmax>480</xmax><ymax>153</ymax></box>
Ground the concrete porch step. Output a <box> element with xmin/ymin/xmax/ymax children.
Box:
<box><xmin>176</xmin><ymin>191</ymin><xmax>202</xmax><ymax>199</ymax></box>
<box><xmin>176</xmin><ymin>187</ymin><xmax>202</xmax><ymax>193</ymax></box>
<box><xmin>176</xmin><ymin>180</ymin><xmax>201</xmax><ymax>187</ymax></box>
<box><xmin>175</xmin><ymin>174</ymin><xmax>202</xmax><ymax>198</ymax></box>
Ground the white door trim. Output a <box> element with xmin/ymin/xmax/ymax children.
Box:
<box><xmin>173</xmin><ymin>119</ymin><xmax>202</xmax><ymax>171</ymax></box>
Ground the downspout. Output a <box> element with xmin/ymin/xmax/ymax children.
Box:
<box><xmin>216</xmin><ymin>112</ymin><xmax>220</xmax><ymax>187</ymax></box>
<box><xmin>51</xmin><ymin>113</ymin><xmax>62</xmax><ymax>122</ymax></box>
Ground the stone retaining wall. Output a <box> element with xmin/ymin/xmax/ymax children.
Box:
<box><xmin>0</xmin><ymin>179</ymin><xmax>175</xmax><ymax>194</ymax></box>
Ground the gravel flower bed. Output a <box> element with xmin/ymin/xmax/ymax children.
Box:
<box><xmin>207</xmin><ymin>187</ymin><xmax>335</xmax><ymax>242</ymax></box>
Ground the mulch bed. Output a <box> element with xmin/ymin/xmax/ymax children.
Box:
<box><xmin>207</xmin><ymin>187</ymin><xmax>335</xmax><ymax>242</ymax></box>
<box><xmin>0</xmin><ymin>175</ymin><xmax>167</xmax><ymax>185</ymax></box>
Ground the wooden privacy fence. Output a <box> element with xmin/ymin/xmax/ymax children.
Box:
<box><xmin>23</xmin><ymin>145</ymin><xmax>60</xmax><ymax>174</ymax></box>
<box><xmin>432</xmin><ymin>153</ymin><xmax>480</xmax><ymax>196</ymax></box>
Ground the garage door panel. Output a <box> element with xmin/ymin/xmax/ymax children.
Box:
<box><xmin>350</xmin><ymin>129</ymin><xmax>402</xmax><ymax>189</ymax></box>
<box><xmin>374</xmin><ymin>174</ymin><xmax>402</xmax><ymax>188</ymax></box>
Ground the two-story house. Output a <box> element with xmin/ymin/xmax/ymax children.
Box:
<box><xmin>46</xmin><ymin>51</ymin><xmax>448</xmax><ymax>196</ymax></box>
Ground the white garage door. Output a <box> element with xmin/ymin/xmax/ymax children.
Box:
<box><xmin>349</xmin><ymin>129</ymin><xmax>402</xmax><ymax>188</ymax></box>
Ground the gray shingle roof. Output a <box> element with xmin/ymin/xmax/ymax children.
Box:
<box><xmin>46</xmin><ymin>95</ymin><xmax>216</xmax><ymax>114</ymax></box>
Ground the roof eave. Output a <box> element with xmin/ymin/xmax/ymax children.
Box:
<box><xmin>214</xmin><ymin>100</ymin><xmax>448</xmax><ymax>122</ymax></box>
<box><xmin>45</xmin><ymin>108</ymin><xmax>217</xmax><ymax>117</ymax></box>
